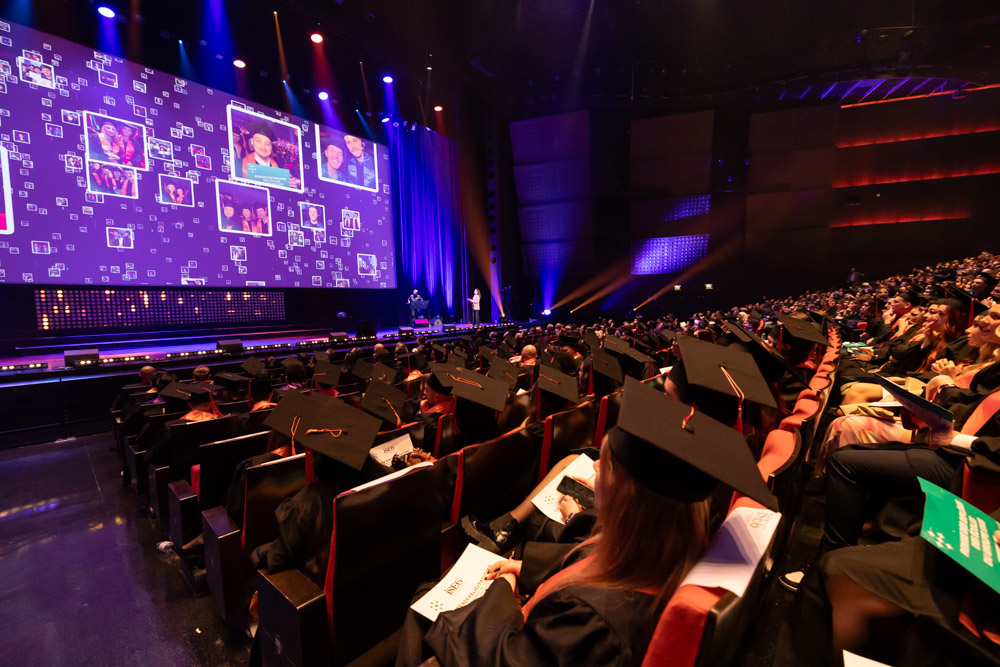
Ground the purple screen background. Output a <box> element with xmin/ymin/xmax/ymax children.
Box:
<box><xmin>0</xmin><ymin>21</ymin><xmax>397</xmax><ymax>289</ymax></box>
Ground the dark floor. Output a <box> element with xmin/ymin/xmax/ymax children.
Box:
<box><xmin>0</xmin><ymin>431</ymin><xmax>828</xmax><ymax>666</ymax></box>
<box><xmin>0</xmin><ymin>433</ymin><xmax>249</xmax><ymax>666</ymax></box>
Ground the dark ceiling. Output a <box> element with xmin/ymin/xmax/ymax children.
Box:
<box><xmin>8</xmin><ymin>0</ymin><xmax>1000</xmax><ymax>127</ymax></box>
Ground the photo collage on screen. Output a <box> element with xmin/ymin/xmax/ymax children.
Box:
<box><xmin>0</xmin><ymin>20</ymin><xmax>396</xmax><ymax>289</ymax></box>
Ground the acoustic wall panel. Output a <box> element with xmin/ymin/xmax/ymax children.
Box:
<box><xmin>509</xmin><ymin>111</ymin><xmax>591</xmax><ymax>165</ymax></box>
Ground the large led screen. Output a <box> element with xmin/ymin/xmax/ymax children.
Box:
<box><xmin>0</xmin><ymin>21</ymin><xmax>396</xmax><ymax>288</ymax></box>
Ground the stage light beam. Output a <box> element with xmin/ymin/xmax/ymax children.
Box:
<box><xmin>433</xmin><ymin>105</ymin><xmax>443</xmax><ymax>112</ymax></box>
<box><xmin>233</xmin><ymin>59</ymin><xmax>246</xmax><ymax>69</ymax></box>
<box><xmin>310</xmin><ymin>32</ymin><xmax>324</xmax><ymax>44</ymax></box>
<box><xmin>317</xmin><ymin>90</ymin><xmax>329</xmax><ymax>101</ymax></box>
<box><xmin>382</xmin><ymin>75</ymin><xmax>394</xmax><ymax>84</ymax></box>
<box><xmin>97</xmin><ymin>6</ymin><xmax>116</xmax><ymax>18</ymax></box>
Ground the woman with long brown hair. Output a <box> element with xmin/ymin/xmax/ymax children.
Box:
<box><xmin>398</xmin><ymin>378</ymin><xmax>776</xmax><ymax>666</ymax></box>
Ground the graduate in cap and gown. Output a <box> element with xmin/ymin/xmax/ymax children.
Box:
<box><xmin>396</xmin><ymin>377</ymin><xmax>777</xmax><ymax>666</ymax></box>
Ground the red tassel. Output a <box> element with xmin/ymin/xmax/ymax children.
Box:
<box><xmin>305</xmin><ymin>449</ymin><xmax>317</xmax><ymax>485</ymax></box>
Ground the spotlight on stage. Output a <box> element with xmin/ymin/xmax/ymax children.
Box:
<box><xmin>541</xmin><ymin>309</ymin><xmax>552</xmax><ymax>316</ymax></box>
<box><xmin>310</xmin><ymin>32</ymin><xmax>324</xmax><ymax>44</ymax></box>
<box><xmin>433</xmin><ymin>105</ymin><xmax>443</xmax><ymax>112</ymax></box>
<box><xmin>233</xmin><ymin>58</ymin><xmax>246</xmax><ymax>69</ymax></box>
<box><xmin>382</xmin><ymin>75</ymin><xmax>393</xmax><ymax>84</ymax></box>
<box><xmin>381</xmin><ymin>117</ymin><xmax>390</xmax><ymax>123</ymax></box>
<box><xmin>97</xmin><ymin>6</ymin><xmax>116</xmax><ymax>18</ymax></box>
<box><xmin>317</xmin><ymin>90</ymin><xmax>329</xmax><ymax>101</ymax></box>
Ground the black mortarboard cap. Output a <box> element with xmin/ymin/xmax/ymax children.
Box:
<box><xmin>264</xmin><ymin>390</ymin><xmax>321</xmax><ymax>442</ymax></box>
<box><xmin>721</xmin><ymin>320</ymin><xmax>798</xmax><ymax>385</ymax></box>
<box><xmin>656</xmin><ymin>330</ymin><xmax>676</xmax><ymax>347</ymax></box>
<box><xmin>585</xmin><ymin>332</ymin><xmax>602</xmax><ymax>351</ymax></box>
<box><xmin>351</xmin><ymin>358</ymin><xmax>374</xmax><ymax>380</ymax></box>
<box><xmin>452</xmin><ymin>349</ymin><xmax>469</xmax><ymax>361</ymax></box>
<box><xmin>425</xmin><ymin>364</ymin><xmax>455</xmax><ymax>395</ymax></box>
<box><xmin>297</xmin><ymin>398</ymin><xmax>381</xmax><ymax>470</ymax></box>
<box><xmin>368</xmin><ymin>361</ymin><xmax>399</xmax><ymax>385</ymax></box>
<box><xmin>361</xmin><ymin>379</ymin><xmax>407</xmax><ymax>425</ymax></box>
<box><xmin>311</xmin><ymin>360</ymin><xmax>342</xmax><ymax>388</ymax></box>
<box><xmin>398</xmin><ymin>352</ymin><xmax>427</xmax><ymax>372</ymax></box>
<box><xmin>246</xmin><ymin>118</ymin><xmax>277</xmax><ymax>142</ymax></box>
<box><xmin>486</xmin><ymin>356</ymin><xmax>520</xmax><ymax>388</ymax></box>
<box><xmin>897</xmin><ymin>290</ymin><xmax>924</xmax><ymax>307</ymax></box>
<box><xmin>436</xmin><ymin>366</ymin><xmax>508</xmax><ymax>411</ymax></box>
<box><xmin>270</xmin><ymin>386</ymin><xmax>312</xmax><ymax>400</ymax></box>
<box><xmin>215</xmin><ymin>371</ymin><xmax>250</xmax><ymax>386</ymax></box>
<box><xmin>241</xmin><ymin>357</ymin><xmax>265</xmax><ymax>376</ymax></box>
<box><xmin>602</xmin><ymin>335</ymin><xmax>630</xmax><ymax>355</ymax></box>
<box><xmin>313</xmin><ymin>352</ymin><xmax>330</xmax><ymax>363</ymax></box>
<box><xmin>943</xmin><ymin>285</ymin><xmax>989</xmax><ymax>321</ymax></box>
<box><xmin>558</xmin><ymin>333</ymin><xmax>580</xmax><ymax>347</ymax></box>
<box><xmin>610</xmin><ymin>377</ymin><xmax>778</xmax><ymax>510</ymax></box>
<box><xmin>159</xmin><ymin>381</ymin><xmax>223</xmax><ymax>402</ymax></box>
<box><xmin>536</xmin><ymin>366</ymin><xmax>580</xmax><ymax>404</ymax></box>
<box><xmin>478</xmin><ymin>346</ymin><xmax>496</xmax><ymax>362</ymax></box>
<box><xmin>675</xmin><ymin>335</ymin><xmax>777</xmax><ymax>409</ymax></box>
<box><xmin>590</xmin><ymin>349</ymin><xmax>624</xmax><ymax>384</ymax></box>
<box><xmin>774</xmin><ymin>314</ymin><xmax>831</xmax><ymax>347</ymax></box>
<box><xmin>281</xmin><ymin>355</ymin><xmax>304</xmax><ymax>368</ymax></box>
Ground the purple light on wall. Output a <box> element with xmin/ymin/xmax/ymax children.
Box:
<box><xmin>630</xmin><ymin>234</ymin><xmax>710</xmax><ymax>275</ymax></box>
<box><xmin>663</xmin><ymin>195</ymin><xmax>711</xmax><ymax>222</ymax></box>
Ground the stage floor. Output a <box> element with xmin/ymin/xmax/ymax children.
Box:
<box><xmin>0</xmin><ymin>321</ymin><xmax>494</xmax><ymax>383</ymax></box>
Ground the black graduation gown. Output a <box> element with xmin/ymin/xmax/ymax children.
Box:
<box><xmin>775</xmin><ymin>506</ymin><xmax>1000</xmax><ymax>667</ymax></box>
<box><xmin>422</xmin><ymin>580</ymin><xmax>662</xmax><ymax>667</ymax></box>
<box><xmin>250</xmin><ymin>457</ymin><xmax>365</xmax><ymax>589</ymax></box>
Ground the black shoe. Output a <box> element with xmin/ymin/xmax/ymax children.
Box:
<box><xmin>461</xmin><ymin>513</ymin><xmax>520</xmax><ymax>554</ymax></box>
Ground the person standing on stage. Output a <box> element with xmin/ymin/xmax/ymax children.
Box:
<box><xmin>408</xmin><ymin>289</ymin><xmax>423</xmax><ymax>326</ymax></box>
<box><xmin>467</xmin><ymin>288</ymin><xmax>482</xmax><ymax>326</ymax></box>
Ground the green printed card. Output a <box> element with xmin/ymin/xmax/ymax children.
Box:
<box><xmin>918</xmin><ymin>477</ymin><xmax>1000</xmax><ymax>594</ymax></box>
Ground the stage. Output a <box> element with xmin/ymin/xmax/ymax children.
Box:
<box><xmin>0</xmin><ymin>320</ymin><xmax>519</xmax><ymax>450</ymax></box>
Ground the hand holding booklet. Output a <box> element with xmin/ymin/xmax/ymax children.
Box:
<box><xmin>530</xmin><ymin>454</ymin><xmax>597</xmax><ymax>525</ymax></box>
<box><xmin>873</xmin><ymin>373</ymin><xmax>953</xmax><ymax>431</ymax></box>
<box><xmin>410</xmin><ymin>544</ymin><xmax>499</xmax><ymax>622</ymax></box>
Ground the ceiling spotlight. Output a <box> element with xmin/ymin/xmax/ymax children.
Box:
<box><xmin>426</xmin><ymin>66</ymin><xmax>432</xmax><ymax>71</ymax></box>
<box><xmin>433</xmin><ymin>105</ymin><xmax>443</xmax><ymax>112</ymax></box>
<box><xmin>541</xmin><ymin>309</ymin><xmax>552</xmax><ymax>316</ymax></box>
<box><xmin>310</xmin><ymin>32</ymin><xmax>324</xmax><ymax>44</ymax></box>
<box><xmin>97</xmin><ymin>5</ymin><xmax>116</xmax><ymax>18</ymax></box>
<box><xmin>380</xmin><ymin>117</ymin><xmax>390</xmax><ymax>123</ymax></box>
<box><xmin>317</xmin><ymin>90</ymin><xmax>329</xmax><ymax>101</ymax></box>
<box><xmin>382</xmin><ymin>75</ymin><xmax>393</xmax><ymax>84</ymax></box>
<box><xmin>233</xmin><ymin>59</ymin><xmax>246</xmax><ymax>69</ymax></box>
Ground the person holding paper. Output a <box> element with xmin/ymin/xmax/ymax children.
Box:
<box><xmin>396</xmin><ymin>378</ymin><xmax>778</xmax><ymax>666</ymax></box>
<box><xmin>777</xmin><ymin>486</ymin><xmax>1000</xmax><ymax>666</ymax></box>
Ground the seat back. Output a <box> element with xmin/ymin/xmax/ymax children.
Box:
<box><xmin>497</xmin><ymin>391</ymin><xmax>532</xmax><ymax>433</ymax></box>
<box><xmin>215</xmin><ymin>400</ymin><xmax>251</xmax><ymax>415</ymax></box>
<box><xmin>961</xmin><ymin>461</ymin><xmax>1000</xmax><ymax>515</ymax></box>
<box><xmin>242</xmin><ymin>453</ymin><xmax>307</xmax><ymax>554</ymax></box>
<box><xmin>593</xmin><ymin>389</ymin><xmax>623</xmax><ymax>449</ymax></box>
<box><xmin>538</xmin><ymin>400</ymin><xmax>595</xmax><ymax>483</ymax></box>
<box><xmin>431</xmin><ymin>413</ymin><xmax>458</xmax><ymax>458</ymax></box>
<box><xmin>326</xmin><ymin>460</ymin><xmax>452</xmax><ymax>665</ymax></box>
<box><xmin>197</xmin><ymin>431</ymin><xmax>270</xmax><ymax>508</ymax></box>
<box><xmin>245</xmin><ymin>407</ymin><xmax>274</xmax><ymax>432</ymax></box>
<box><xmin>450</xmin><ymin>427</ymin><xmax>540</xmax><ymax>522</ymax></box>
<box><xmin>166</xmin><ymin>415</ymin><xmax>243</xmax><ymax>481</ymax></box>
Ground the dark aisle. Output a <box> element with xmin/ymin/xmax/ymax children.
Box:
<box><xmin>0</xmin><ymin>433</ymin><xmax>249</xmax><ymax>666</ymax></box>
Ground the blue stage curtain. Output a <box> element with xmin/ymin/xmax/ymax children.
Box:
<box><xmin>389</xmin><ymin>125</ymin><xmax>463</xmax><ymax>319</ymax></box>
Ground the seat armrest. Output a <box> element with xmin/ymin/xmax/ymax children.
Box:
<box><xmin>256</xmin><ymin>568</ymin><xmax>330</xmax><ymax>666</ymax></box>
<box><xmin>202</xmin><ymin>506</ymin><xmax>244</xmax><ymax>619</ymax></box>
<box><xmin>167</xmin><ymin>480</ymin><xmax>199</xmax><ymax>546</ymax></box>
